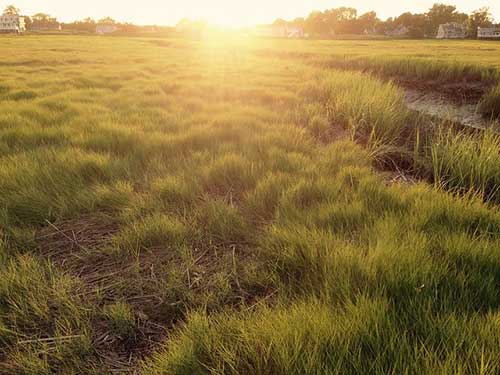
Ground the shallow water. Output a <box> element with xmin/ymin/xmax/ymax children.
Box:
<box><xmin>403</xmin><ymin>89</ymin><xmax>490</xmax><ymax>130</ymax></box>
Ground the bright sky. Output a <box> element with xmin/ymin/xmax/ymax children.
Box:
<box><xmin>4</xmin><ymin>0</ymin><xmax>500</xmax><ymax>26</ymax></box>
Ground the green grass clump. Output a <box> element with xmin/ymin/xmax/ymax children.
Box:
<box><xmin>261</xmin><ymin>224</ymin><xmax>366</xmax><ymax>298</ymax></box>
<box><xmin>203</xmin><ymin>154</ymin><xmax>260</xmax><ymax>198</ymax></box>
<box><xmin>0</xmin><ymin>256</ymin><xmax>95</xmax><ymax>374</ymax></box>
<box><xmin>243</xmin><ymin>173</ymin><xmax>292</xmax><ymax>223</ymax></box>
<box><xmin>479</xmin><ymin>84</ymin><xmax>500</xmax><ymax>118</ymax></box>
<box><xmin>0</xmin><ymin>256</ymin><xmax>86</xmax><ymax>338</ymax></box>
<box><xmin>103</xmin><ymin>301</ymin><xmax>137</xmax><ymax>340</ymax></box>
<box><xmin>195</xmin><ymin>200</ymin><xmax>249</xmax><ymax>247</ymax></box>
<box><xmin>112</xmin><ymin>214</ymin><xmax>188</xmax><ymax>254</ymax></box>
<box><xmin>141</xmin><ymin>297</ymin><xmax>393</xmax><ymax>375</ymax></box>
<box><xmin>7</xmin><ymin>90</ymin><xmax>38</xmax><ymax>101</ymax></box>
<box><xmin>0</xmin><ymin>148</ymin><xmax>126</xmax><ymax>225</ymax></box>
<box><xmin>302</xmin><ymin>70</ymin><xmax>414</xmax><ymax>148</ymax></box>
<box><xmin>431</xmin><ymin>128</ymin><xmax>500</xmax><ymax>203</ymax></box>
<box><xmin>308</xmin><ymin>115</ymin><xmax>331</xmax><ymax>140</ymax></box>
<box><xmin>152</xmin><ymin>176</ymin><xmax>199</xmax><ymax>210</ymax></box>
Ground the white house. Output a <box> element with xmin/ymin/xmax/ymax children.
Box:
<box><xmin>478</xmin><ymin>27</ymin><xmax>500</xmax><ymax>39</ymax></box>
<box><xmin>0</xmin><ymin>14</ymin><xmax>25</xmax><ymax>33</ymax></box>
<box><xmin>436</xmin><ymin>23</ymin><xmax>467</xmax><ymax>39</ymax></box>
<box><xmin>386</xmin><ymin>25</ymin><xmax>409</xmax><ymax>37</ymax></box>
<box><xmin>96</xmin><ymin>24</ymin><xmax>119</xmax><ymax>35</ymax></box>
<box><xmin>285</xmin><ymin>26</ymin><xmax>305</xmax><ymax>38</ymax></box>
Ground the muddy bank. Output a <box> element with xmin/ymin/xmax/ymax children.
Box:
<box><xmin>403</xmin><ymin>88</ymin><xmax>492</xmax><ymax>130</ymax></box>
<box><xmin>396</xmin><ymin>78</ymin><xmax>491</xmax><ymax>103</ymax></box>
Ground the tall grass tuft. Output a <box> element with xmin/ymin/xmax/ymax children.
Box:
<box><xmin>203</xmin><ymin>154</ymin><xmax>260</xmax><ymax>199</ymax></box>
<box><xmin>431</xmin><ymin>128</ymin><xmax>500</xmax><ymax>203</ymax></box>
<box><xmin>195</xmin><ymin>200</ymin><xmax>249</xmax><ymax>247</ymax></box>
<box><xmin>112</xmin><ymin>214</ymin><xmax>188</xmax><ymax>255</ymax></box>
<box><xmin>103</xmin><ymin>301</ymin><xmax>137</xmax><ymax>341</ymax></box>
<box><xmin>141</xmin><ymin>297</ymin><xmax>403</xmax><ymax>375</ymax></box>
<box><xmin>479</xmin><ymin>84</ymin><xmax>500</xmax><ymax>119</ymax></box>
<box><xmin>303</xmin><ymin>71</ymin><xmax>415</xmax><ymax>150</ymax></box>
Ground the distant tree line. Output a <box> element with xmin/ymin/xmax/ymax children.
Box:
<box><xmin>63</xmin><ymin>17</ymin><xmax>126</xmax><ymax>33</ymax></box>
<box><xmin>274</xmin><ymin>3</ymin><xmax>496</xmax><ymax>38</ymax></box>
<box><xmin>3</xmin><ymin>2</ymin><xmax>497</xmax><ymax>37</ymax></box>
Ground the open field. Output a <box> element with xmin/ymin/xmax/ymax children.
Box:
<box><xmin>0</xmin><ymin>35</ymin><xmax>500</xmax><ymax>374</ymax></box>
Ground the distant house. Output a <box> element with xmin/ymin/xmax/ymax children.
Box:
<box><xmin>0</xmin><ymin>13</ymin><xmax>25</xmax><ymax>33</ymax></box>
<box><xmin>478</xmin><ymin>27</ymin><xmax>500</xmax><ymax>39</ymax></box>
<box><xmin>286</xmin><ymin>26</ymin><xmax>305</xmax><ymax>38</ymax></box>
<box><xmin>436</xmin><ymin>23</ymin><xmax>467</xmax><ymax>39</ymax></box>
<box><xmin>363</xmin><ymin>27</ymin><xmax>377</xmax><ymax>35</ymax></box>
<box><xmin>255</xmin><ymin>25</ymin><xmax>305</xmax><ymax>38</ymax></box>
<box><xmin>385</xmin><ymin>25</ymin><xmax>409</xmax><ymax>37</ymax></box>
<box><xmin>96</xmin><ymin>24</ymin><xmax>119</xmax><ymax>35</ymax></box>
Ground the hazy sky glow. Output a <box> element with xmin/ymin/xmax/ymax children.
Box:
<box><xmin>4</xmin><ymin>0</ymin><xmax>500</xmax><ymax>26</ymax></box>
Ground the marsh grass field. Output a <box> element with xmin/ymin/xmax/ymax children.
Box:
<box><xmin>1</xmin><ymin>35</ymin><xmax>500</xmax><ymax>374</ymax></box>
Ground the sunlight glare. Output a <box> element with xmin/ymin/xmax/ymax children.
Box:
<box><xmin>183</xmin><ymin>2</ymin><xmax>271</xmax><ymax>28</ymax></box>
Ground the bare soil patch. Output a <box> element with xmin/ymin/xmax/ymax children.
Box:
<box><xmin>35</xmin><ymin>214</ymin><xmax>272</xmax><ymax>372</ymax></box>
<box><xmin>36</xmin><ymin>216</ymin><xmax>169</xmax><ymax>372</ymax></box>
